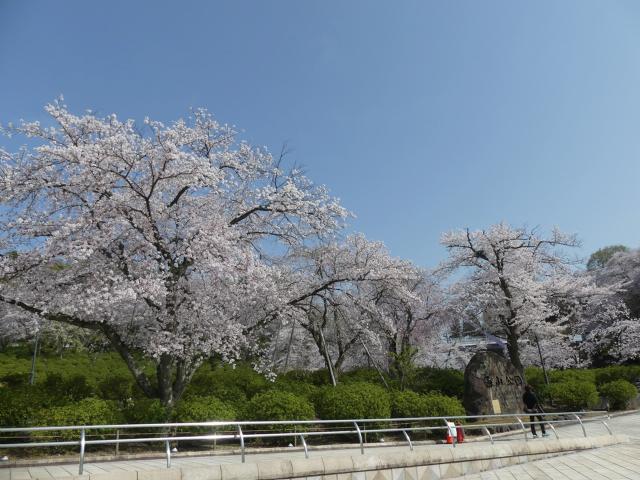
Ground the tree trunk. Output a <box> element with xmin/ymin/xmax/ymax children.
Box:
<box><xmin>506</xmin><ymin>329</ymin><xmax>524</xmax><ymax>374</ymax></box>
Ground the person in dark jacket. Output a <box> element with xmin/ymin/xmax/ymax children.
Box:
<box><xmin>523</xmin><ymin>384</ymin><xmax>548</xmax><ymax>437</ymax></box>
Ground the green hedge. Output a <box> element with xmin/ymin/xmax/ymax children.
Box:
<box><xmin>122</xmin><ymin>398</ymin><xmax>169</xmax><ymax>424</ymax></box>
<box><xmin>599</xmin><ymin>380</ymin><xmax>637</xmax><ymax>410</ymax></box>
<box><xmin>33</xmin><ymin>398</ymin><xmax>124</xmax><ymax>440</ymax></box>
<box><xmin>173</xmin><ymin>396</ymin><xmax>235</xmax><ymax>423</ymax></box>
<box><xmin>313</xmin><ymin>382</ymin><xmax>391</xmax><ymax>420</ymax></box>
<box><xmin>547</xmin><ymin>380</ymin><xmax>599</xmax><ymax>410</ymax></box>
<box><xmin>595</xmin><ymin>366</ymin><xmax>640</xmax><ymax>386</ymax></box>
<box><xmin>243</xmin><ymin>391</ymin><xmax>315</xmax><ymax>429</ymax></box>
<box><xmin>390</xmin><ymin>390</ymin><xmax>463</xmax><ymax>418</ymax></box>
<box><xmin>408</xmin><ymin>368</ymin><xmax>465</xmax><ymax>399</ymax></box>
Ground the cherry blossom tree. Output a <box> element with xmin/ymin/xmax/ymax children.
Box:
<box><xmin>594</xmin><ymin>248</ymin><xmax>640</xmax><ymax>317</ymax></box>
<box><xmin>441</xmin><ymin>223</ymin><xmax>595</xmax><ymax>373</ymax></box>
<box><xmin>281</xmin><ymin>234</ymin><xmax>421</xmax><ymax>382</ymax></box>
<box><xmin>0</xmin><ymin>100</ymin><xmax>347</xmax><ymax>408</ymax></box>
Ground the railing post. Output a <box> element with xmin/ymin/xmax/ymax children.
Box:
<box><xmin>79</xmin><ymin>428</ymin><xmax>86</xmax><ymax>475</ymax></box>
<box><xmin>547</xmin><ymin>423</ymin><xmax>559</xmax><ymax>440</ymax></box>
<box><xmin>299</xmin><ymin>434</ymin><xmax>309</xmax><ymax>458</ymax></box>
<box><xmin>115</xmin><ymin>429</ymin><xmax>120</xmax><ymax>456</ymax></box>
<box><xmin>482</xmin><ymin>426</ymin><xmax>494</xmax><ymax>445</ymax></box>
<box><xmin>601</xmin><ymin>420</ymin><xmax>613</xmax><ymax>435</ymax></box>
<box><xmin>165</xmin><ymin>440</ymin><xmax>171</xmax><ymax>468</ymax></box>
<box><xmin>573</xmin><ymin>414</ymin><xmax>587</xmax><ymax>438</ymax></box>
<box><xmin>237</xmin><ymin>425</ymin><xmax>245</xmax><ymax>463</ymax></box>
<box><xmin>401</xmin><ymin>429</ymin><xmax>413</xmax><ymax>451</ymax></box>
<box><xmin>514</xmin><ymin>415</ymin><xmax>527</xmax><ymax>442</ymax></box>
<box><xmin>353</xmin><ymin>422</ymin><xmax>364</xmax><ymax>455</ymax></box>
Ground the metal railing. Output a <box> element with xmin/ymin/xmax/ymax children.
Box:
<box><xmin>0</xmin><ymin>411</ymin><xmax>612</xmax><ymax>475</ymax></box>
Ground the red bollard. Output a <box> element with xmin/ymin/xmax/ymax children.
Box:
<box><xmin>456</xmin><ymin>422</ymin><xmax>465</xmax><ymax>443</ymax></box>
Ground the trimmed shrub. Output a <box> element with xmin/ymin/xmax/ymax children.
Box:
<box><xmin>0</xmin><ymin>387</ymin><xmax>42</xmax><ymax>427</ymax></box>
<box><xmin>203</xmin><ymin>363</ymin><xmax>269</xmax><ymax>399</ymax></box>
<box><xmin>98</xmin><ymin>375</ymin><xmax>134</xmax><ymax>402</ymax></box>
<box><xmin>599</xmin><ymin>380</ymin><xmax>638</xmax><ymax>410</ymax></box>
<box><xmin>0</xmin><ymin>373</ymin><xmax>30</xmax><ymax>387</ymax></box>
<box><xmin>391</xmin><ymin>390</ymin><xmax>425</xmax><ymax>418</ymax></box>
<box><xmin>33</xmin><ymin>398</ymin><xmax>124</xmax><ymax>440</ymax></box>
<box><xmin>271</xmin><ymin>378</ymin><xmax>319</xmax><ymax>401</ymax></box>
<box><xmin>313</xmin><ymin>382</ymin><xmax>391</xmax><ymax>420</ymax></box>
<box><xmin>173</xmin><ymin>396</ymin><xmax>236</xmax><ymax>423</ymax></box>
<box><xmin>548</xmin><ymin>369</ymin><xmax>596</xmax><ymax>385</ymax></box>
<box><xmin>123</xmin><ymin>398</ymin><xmax>169</xmax><ymax>424</ymax></box>
<box><xmin>243</xmin><ymin>391</ymin><xmax>315</xmax><ymax>428</ymax></box>
<box><xmin>421</xmin><ymin>392</ymin><xmax>466</xmax><ymax>417</ymax></box>
<box><xmin>547</xmin><ymin>381</ymin><xmax>599</xmax><ymax>410</ymax></box>
<box><xmin>595</xmin><ymin>366</ymin><xmax>640</xmax><ymax>386</ymax></box>
<box><xmin>43</xmin><ymin>373</ymin><xmax>95</xmax><ymax>401</ymax></box>
<box><xmin>184</xmin><ymin>371</ymin><xmax>248</xmax><ymax>411</ymax></box>
<box><xmin>408</xmin><ymin>368</ymin><xmax>464</xmax><ymax>399</ymax></box>
<box><xmin>341</xmin><ymin>368</ymin><xmax>389</xmax><ymax>386</ymax></box>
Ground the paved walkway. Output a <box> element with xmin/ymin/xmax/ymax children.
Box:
<box><xmin>455</xmin><ymin>413</ymin><xmax>640</xmax><ymax>479</ymax></box>
<box><xmin>1</xmin><ymin>413</ymin><xmax>638</xmax><ymax>479</ymax></box>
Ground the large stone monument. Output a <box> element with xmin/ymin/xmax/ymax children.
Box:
<box><xmin>463</xmin><ymin>350</ymin><xmax>525</xmax><ymax>415</ymax></box>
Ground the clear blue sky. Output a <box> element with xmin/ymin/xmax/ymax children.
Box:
<box><xmin>2</xmin><ymin>0</ymin><xmax>640</xmax><ymax>268</ymax></box>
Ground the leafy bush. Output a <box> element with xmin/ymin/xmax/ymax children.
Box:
<box><xmin>123</xmin><ymin>398</ymin><xmax>169</xmax><ymax>424</ymax></box>
<box><xmin>547</xmin><ymin>381</ymin><xmax>599</xmax><ymax>410</ymax></box>
<box><xmin>391</xmin><ymin>390</ymin><xmax>426</xmax><ymax>418</ymax></box>
<box><xmin>43</xmin><ymin>373</ymin><xmax>95</xmax><ymax>401</ymax></box>
<box><xmin>599</xmin><ymin>380</ymin><xmax>638</xmax><ymax>410</ymax></box>
<box><xmin>341</xmin><ymin>368</ymin><xmax>389</xmax><ymax>386</ymax></box>
<box><xmin>313</xmin><ymin>382</ymin><xmax>391</xmax><ymax>420</ymax></box>
<box><xmin>173</xmin><ymin>395</ymin><xmax>235</xmax><ymax>423</ymax></box>
<box><xmin>33</xmin><ymin>398</ymin><xmax>124</xmax><ymax>440</ymax></box>
<box><xmin>271</xmin><ymin>378</ymin><xmax>319</xmax><ymax>401</ymax></box>
<box><xmin>98</xmin><ymin>375</ymin><xmax>134</xmax><ymax>402</ymax></box>
<box><xmin>200</xmin><ymin>363</ymin><xmax>269</xmax><ymax>399</ymax></box>
<box><xmin>408</xmin><ymin>368</ymin><xmax>465</xmax><ymax>399</ymax></box>
<box><xmin>0</xmin><ymin>387</ymin><xmax>42</xmax><ymax>427</ymax></box>
<box><xmin>0</xmin><ymin>373</ymin><xmax>30</xmax><ymax>387</ymax></box>
<box><xmin>595</xmin><ymin>366</ymin><xmax>640</xmax><ymax>386</ymax></box>
<box><xmin>306</xmin><ymin>369</ymin><xmax>334</xmax><ymax>386</ymax></box>
<box><xmin>184</xmin><ymin>370</ymin><xmax>248</xmax><ymax>410</ymax></box>
<box><xmin>524</xmin><ymin>367</ymin><xmax>546</xmax><ymax>390</ymax></box>
<box><xmin>421</xmin><ymin>392</ymin><xmax>466</xmax><ymax>417</ymax></box>
<box><xmin>548</xmin><ymin>369</ymin><xmax>596</xmax><ymax>385</ymax></box>
<box><xmin>243</xmin><ymin>391</ymin><xmax>315</xmax><ymax>427</ymax></box>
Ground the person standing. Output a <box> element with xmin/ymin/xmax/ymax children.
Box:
<box><xmin>523</xmin><ymin>384</ymin><xmax>548</xmax><ymax>437</ymax></box>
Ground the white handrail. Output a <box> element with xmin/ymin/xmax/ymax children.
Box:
<box><xmin>0</xmin><ymin>410</ymin><xmax>611</xmax><ymax>474</ymax></box>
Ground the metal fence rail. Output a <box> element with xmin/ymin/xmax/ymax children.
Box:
<box><xmin>0</xmin><ymin>411</ymin><xmax>612</xmax><ymax>475</ymax></box>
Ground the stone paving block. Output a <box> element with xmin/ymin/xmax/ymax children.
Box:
<box><xmin>256</xmin><ymin>459</ymin><xmax>293</xmax><ymax>479</ymax></box>
<box><xmin>438</xmin><ymin>462</ymin><xmax>462</xmax><ymax>479</ymax></box>
<box><xmin>137</xmin><ymin>469</ymin><xmax>182</xmax><ymax>480</ymax></box>
<box><xmin>465</xmin><ymin>460</ymin><xmax>484</xmax><ymax>475</ymax></box>
<box><xmin>402</xmin><ymin>466</ymin><xmax>418</xmax><ymax>480</ymax></box>
<box><xmin>219</xmin><ymin>462</ymin><xmax>259</xmax><ymax>480</ymax></box>
<box><xmin>426</xmin><ymin>447</ymin><xmax>454</xmax><ymax>465</ymax></box>
<box><xmin>415</xmin><ymin>465</ymin><xmax>440</xmax><ymax>480</ymax></box>
<box><xmin>377</xmin><ymin>452</ymin><xmax>413</xmax><ymax>470</ymax></box>
<box><xmin>323</xmin><ymin>455</ymin><xmax>355</xmax><ymax>474</ymax></box>
<box><xmin>290</xmin><ymin>457</ymin><xmax>325</xmax><ymax>477</ymax></box>
<box><xmin>480</xmin><ymin>458</ymin><xmax>502</xmax><ymax>471</ymax></box>
<box><xmin>89</xmin><ymin>472</ymin><xmax>137</xmax><ymax>480</ymax></box>
<box><xmin>365</xmin><ymin>469</ymin><xmax>391</xmax><ymax>480</ymax></box>
<box><xmin>351</xmin><ymin>454</ymin><xmax>383</xmax><ymax>471</ymax></box>
<box><xmin>352</xmin><ymin>472</ymin><xmax>366</xmax><ymax>480</ymax></box>
<box><xmin>450</xmin><ymin>445</ymin><xmax>479</xmax><ymax>462</ymax></box>
<box><xmin>182</xmin><ymin>465</ymin><xmax>223</xmax><ymax>480</ymax></box>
